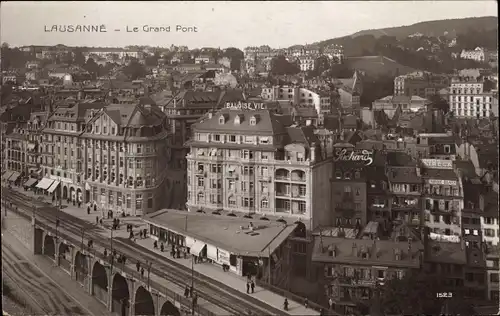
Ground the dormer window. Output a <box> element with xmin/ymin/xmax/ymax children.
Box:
<box><xmin>344</xmin><ymin>172</ymin><xmax>351</xmax><ymax>180</ymax></box>
<box><xmin>234</xmin><ymin>115</ymin><xmax>242</xmax><ymax>125</ymax></box>
<box><xmin>219</xmin><ymin>115</ymin><xmax>225</xmax><ymax>125</ymax></box>
<box><xmin>250</xmin><ymin>116</ymin><xmax>257</xmax><ymax>126</ymax></box>
<box><xmin>335</xmin><ymin>171</ymin><xmax>342</xmax><ymax>179</ymax></box>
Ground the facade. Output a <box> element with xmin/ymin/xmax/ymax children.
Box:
<box><xmin>448</xmin><ymin>77</ymin><xmax>495</xmax><ymax>118</ymax></box>
<box><xmin>372</xmin><ymin>95</ymin><xmax>429</xmax><ymax>118</ymax></box>
<box><xmin>185</xmin><ymin>108</ymin><xmax>332</xmax><ymax>230</ymax></box>
<box><xmin>40</xmin><ymin>100</ymin><xmax>107</xmax><ymax>203</ymax></box>
<box><xmin>298</xmin><ymin>55</ymin><xmax>315</xmax><ymax>72</ymax></box>
<box><xmin>394</xmin><ymin>72</ymin><xmax>449</xmax><ymax>98</ymax></box>
<box><xmin>312</xmin><ymin>223</ymin><xmax>423</xmax><ymax>315</ymax></box>
<box><xmin>421</xmin><ymin>158</ymin><xmax>463</xmax><ymax>238</ymax></box>
<box><xmin>486</xmin><ymin>247</ymin><xmax>500</xmax><ymax>301</ymax></box>
<box><xmin>195</xmin><ymin>55</ymin><xmax>215</xmax><ymax>64</ymax></box>
<box><xmin>331</xmin><ymin>145</ymin><xmax>371</xmax><ymax>229</ymax></box>
<box><xmin>80</xmin><ymin>101</ymin><xmax>169</xmax><ymax>216</ymax></box>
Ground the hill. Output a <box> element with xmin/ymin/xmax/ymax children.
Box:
<box><xmin>344</xmin><ymin>56</ymin><xmax>415</xmax><ymax>78</ymax></box>
<box><xmin>350</xmin><ymin>16</ymin><xmax>498</xmax><ymax>40</ymax></box>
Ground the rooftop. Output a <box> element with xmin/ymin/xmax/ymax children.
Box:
<box><xmin>425</xmin><ymin>240</ymin><xmax>467</xmax><ymax>265</ymax></box>
<box><xmin>143</xmin><ymin>209</ymin><xmax>297</xmax><ymax>257</ymax></box>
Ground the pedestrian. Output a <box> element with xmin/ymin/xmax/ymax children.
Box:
<box><xmin>320</xmin><ymin>308</ymin><xmax>324</xmax><ymax>316</ymax></box>
<box><xmin>94</xmin><ymin>204</ymin><xmax>97</xmax><ymax>212</ymax></box>
<box><xmin>184</xmin><ymin>286</ymin><xmax>189</xmax><ymax>298</ymax></box>
<box><xmin>328</xmin><ymin>297</ymin><xmax>333</xmax><ymax>310</ymax></box>
<box><xmin>251</xmin><ymin>280</ymin><xmax>255</xmax><ymax>294</ymax></box>
<box><xmin>153</xmin><ymin>240</ymin><xmax>158</xmax><ymax>249</ymax></box>
<box><xmin>96</xmin><ymin>216</ymin><xmax>99</xmax><ymax>224</ymax></box>
<box><xmin>246</xmin><ymin>282</ymin><xmax>250</xmax><ymax>294</ymax></box>
<box><xmin>183</xmin><ymin>248</ymin><xmax>187</xmax><ymax>259</ymax></box>
<box><xmin>107</xmin><ymin>210</ymin><xmax>110</xmax><ymax>219</ymax></box>
<box><xmin>113</xmin><ymin>249</ymin><xmax>117</xmax><ymax>257</ymax></box>
<box><xmin>122</xmin><ymin>255</ymin><xmax>127</xmax><ymax>265</ymax></box>
<box><xmin>117</xmin><ymin>218</ymin><xmax>120</xmax><ymax>229</ymax></box>
<box><xmin>194</xmin><ymin>256</ymin><xmax>197</xmax><ymax>264</ymax></box>
<box><xmin>78</xmin><ymin>201</ymin><xmax>81</xmax><ymax>208</ymax></box>
<box><xmin>140</xmin><ymin>267</ymin><xmax>144</xmax><ymax>277</ymax></box>
<box><xmin>189</xmin><ymin>286</ymin><xmax>193</xmax><ymax>298</ymax></box>
<box><xmin>129</xmin><ymin>230</ymin><xmax>134</xmax><ymax>239</ymax></box>
<box><xmin>160</xmin><ymin>242</ymin><xmax>164</xmax><ymax>252</ymax></box>
<box><xmin>143</xmin><ymin>229</ymin><xmax>147</xmax><ymax>237</ymax></box>
<box><xmin>87</xmin><ymin>206</ymin><xmax>90</xmax><ymax>214</ymax></box>
<box><xmin>99</xmin><ymin>218</ymin><xmax>103</xmax><ymax>225</ymax></box>
<box><xmin>136</xmin><ymin>261</ymin><xmax>140</xmax><ymax>272</ymax></box>
<box><xmin>193</xmin><ymin>293</ymin><xmax>198</xmax><ymax>306</ymax></box>
<box><xmin>139</xmin><ymin>230</ymin><xmax>143</xmax><ymax>238</ymax></box>
<box><xmin>104</xmin><ymin>249</ymin><xmax>108</xmax><ymax>257</ymax></box>
<box><xmin>73</xmin><ymin>200</ymin><xmax>76</xmax><ymax>206</ymax></box>
<box><xmin>304</xmin><ymin>298</ymin><xmax>308</xmax><ymax>309</ymax></box>
<box><xmin>283</xmin><ymin>298</ymin><xmax>289</xmax><ymax>311</ymax></box>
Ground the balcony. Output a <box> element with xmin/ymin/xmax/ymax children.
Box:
<box><xmin>275</xmin><ymin>175</ymin><xmax>290</xmax><ymax>181</ymax></box>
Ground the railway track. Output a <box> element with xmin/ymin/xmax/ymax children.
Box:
<box><xmin>3</xmin><ymin>188</ymin><xmax>287</xmax><ymax>316</ymax></box>
<box><xmin>2</xmin><ymin>241</ymin><xmax>87</xmax><ymax>315</ymax></box>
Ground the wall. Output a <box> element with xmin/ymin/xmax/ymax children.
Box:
<box><xmin>311</xmin><ymin>160</ymin><xmax>333</xmax><ymax>229</ymax></box>
<box><xmin>1</xmin><ymin>207</ymin><xmax>33</xmax><ymax>250</ymax></box>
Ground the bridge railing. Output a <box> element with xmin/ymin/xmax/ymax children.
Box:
<box><xmin>5</xmin><ymin>204</ymin><xmax>214</xmax><ymax>316</ymax></box>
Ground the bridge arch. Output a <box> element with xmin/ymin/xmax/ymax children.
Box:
<box><xmin>74</xmin><ymin>251</ymin><xmax>89</xmax><ymax>284</ymax></box>
<box><xmin>92</xmin><ymin>261</ymin><xmax>108</xmax><ymax>304</ymax></box>
<box><xmin>43</xmin><ymin>234</ymin><xmax>55</xmax><ymax>258</ymax></box>
<box><xmin>135</xmin><ymin>286</ymin><xmax>155</xmax><ymax>316</ymax></box>
<box><xmin>58</xmin><ymin>242</ymin><xmax>71</xmax><ymax>271</ymax></box>
<box><xmin>111</xmin><ymin>273</ymin><xmax>130</xmax><ymax>316</ymax></box>
<box><xmin>160</xmin><ymin>301</ymin><xmax>180</xmax><ymax>316</ymax></box>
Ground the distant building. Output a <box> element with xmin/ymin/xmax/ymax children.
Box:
<box><xmin>460</xmin><ymin>47</ymin><xmax>487</xmax><ymax>62</ymax></box>
<box><xmin>448</xmin><ymin>77</ymin><xmax>495</xmax><ymax>118</ymax></box>
<box><xmin>372</xmin><ymin>95</ymin><xmax>430</xmax><ymax>118</ymax></box>
<box><xmin>394</xmin><ymin>71</ymin><xmax>449</xmax><ymax>98</ymax></box>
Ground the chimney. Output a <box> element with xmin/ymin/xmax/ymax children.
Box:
<box><xmin>310</xmin><ymin>142</ymin><xmax>316</xmax><ymax>162</ymax></box>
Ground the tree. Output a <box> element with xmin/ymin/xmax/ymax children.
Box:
<box><xmin>270</xmin><ymin>55</ymin><xmax>300</xmax><ymax>75</ymax></box>
<box><xmin>123</xmin><ymin>60</ymin><xmax>147</xmax><ymax>80</ymax></box>
<box><xmin>428</xmin><ymin>94</ymin><xmax>450</xmax><ymax>113</ymax></box>
<box><xmin>375</xmin><ymin>270</ymin><xmax>475</xmax><ymax>315</ymax></box>
<box><xmin>73</xmin><ymin>50</ymin><xmax>86</xmax><ymax>66</ymax></box>
<box><xmin>83</xmin><ymin>58</ymin><xmax>100</xmax><ymax>79</ymax></box>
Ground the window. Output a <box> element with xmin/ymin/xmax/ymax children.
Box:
<box><xmin>135</xmin><ymin>194</ymin><xmax>143</xmax><ymax>210</ymax></box>
<box><xmin>214</xmin><ymin>134</ymin><xmax>221</xmax><ymax>142</ymax></box>
<box><xmin>219</xmin><ymin>115</ymin><xmax>225</xmax><ymax>124</ymax></box>
<box><xmin>197</xmin><ymin>178</ymin><xmax>204</xmax><ymax>187</ymax></box>
<box><xmin>126</xmin><ymin>194</ymin><xmax>131</xmax><ymax>208</ymax></box>
<box><xmin>137</xmin><ymin>144</ymin><xmax>142</xmax><ymax>153</ymax></box>
<box><xmin>250</xmin><ymin>116</ymin><xmax>256</xmax><ymax>125</ymax></box>
<box><xmin>261</xmin><ymin>198</ymin><xmax>269</xmax><ymax>208</ymax></box>
<box><xmin>228</xmin><ymin>135</ymin><xmax>236</xmax><ymax>143</ymax></box>
<box><xmin>228</xmin><ymin>196</ymin><xmax>236</xmax><ymax>206</ymax></box>
<box><xmin>147</xmin><ymin>193</ymin><xmax>153</xmax><ymax>208</ymax></box>
<box><xmin>108</xmin><ymin>191</ymin><xmax>114</xmax><ymax>205</ymax></box>
<box><xmin>197</xmin><ymin>192</ymin><xmax>204</xmax><ymax>202</ymax></box>
<box><xmin>117</xmin><ymin>192</ymin><xmax>122</xmax><ymax>206</ymax></box>
<box><xmin>244</xmin><ymin>198</ymin><xmax>254</xmax><ymax>207</ymax></box>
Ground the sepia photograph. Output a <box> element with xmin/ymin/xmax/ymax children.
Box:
<box><xmin>1</xmin><ymin>1</ymin><xmax>499</xmax><ymax>315</ymax></box>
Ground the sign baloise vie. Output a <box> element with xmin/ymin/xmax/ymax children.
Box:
<box><xmin>225</xmin><ymin>101</ymin><xmax>267</xmax><ymax>110</ymax></box>
<box><xmin>334</xmin><ymin>149</ymin><xmax>374</xmax><ymax>166</ymax></box>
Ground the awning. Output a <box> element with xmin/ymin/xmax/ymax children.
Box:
<box><xmin>36</xmin><ymin>178</ymin><xmax>54</xmax><ymax>190</ymax></box>
<box><xmin>8</xmin><ymin>172</ymin><xmax>20</xmax><ymax>182</ymax></box>
<box><xmin>47</xmin><ymin>180</ymin><xmax>61</xmax><ymax>193</ymax></box>
<box><xmin>23</xmin><ymin>178</ymin><xmax>38</xmax><ymax>187</ymax></box>
<box><xmin>189</xmin><ymin>241</ymin><xmax>206</xmax><ymax>256</ymax></box>
<box><xmin>2</xmin><ymin>171</ymin><xmax>14</xmax><ymax>180</ymax></box>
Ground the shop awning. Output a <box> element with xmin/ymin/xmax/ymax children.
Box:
<box><xmin>2</xmin><ymin>171</ymin><xmax>14</xmax><ymax>180</ymax></box>
<box><xmin>189</xmin><ymin>241</ymin><xmax>207</xmax><ymax>256</ymax></box>
<box><xmin>47</xmin><ymin>180</ymin><xmax>61</xmax><ymax>193</ymax></box>
<box><xmin>23</xmin><ymin>178</ymin><xmax>38</xmax><ymax>187</ymax></box>
<box><xmin>8</xmin><ymin>172</ymin><xmax>20</xmax><ymax>182</ymax></box>
<box><xmin>36</xmin><ymin>178</ymin><xmax>54</xmax><ymax>190</ymax></box>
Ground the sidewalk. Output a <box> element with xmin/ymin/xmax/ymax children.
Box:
<box><xmin>9</xmin><ymin>185</ymin><xmax>319</xmax><ymax>316</ymax></box>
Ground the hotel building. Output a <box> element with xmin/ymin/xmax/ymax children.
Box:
<box><xmin>80</xmin><ymin>101</ymin><xmax>169</xmax><ymax>216</ymax></box>
<box><xmin>185</xmin><ymin>107</ymin><xmax>332</xmax><ymax>229</ymax></box>
<box><xmin>448</xmin><ymin>77</ymin><xmax>495</xmax><ymax>118</ymax></box>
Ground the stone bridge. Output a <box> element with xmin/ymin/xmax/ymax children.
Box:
<box><xmin>33</xmin><ymin>225</ymin><xmax>186</xmax><ymax>316</ymax></box>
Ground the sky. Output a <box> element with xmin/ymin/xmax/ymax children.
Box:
<box><xmin>1</xmin><ymin>1</ymin><xmax>497</xmax><ymax>49</ymax></box>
